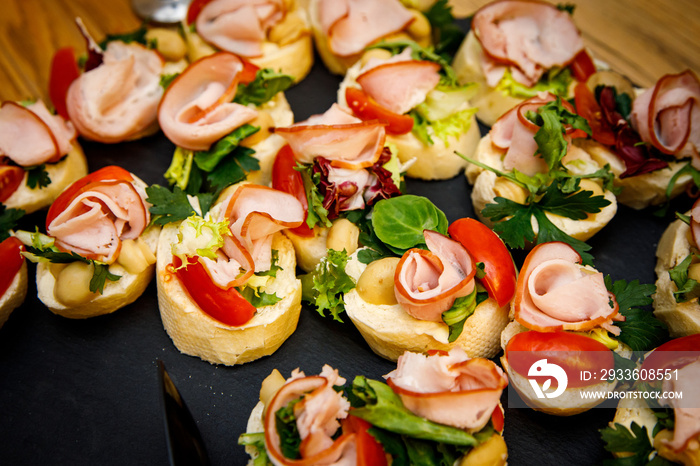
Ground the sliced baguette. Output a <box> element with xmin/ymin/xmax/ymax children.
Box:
<box><xmin>156</xmin><ymin>223</ymin><xmax>302</xmax><ymax>365</ymax></box>
<box><xmin>36</xmin><ymin>226</ymin><xmax>160</xmax><ymax>319</ymax></box>
<box><xmin>0</xmin><ymin>261</ymin><xmax>28</xmax><ymax>328</ymax></box>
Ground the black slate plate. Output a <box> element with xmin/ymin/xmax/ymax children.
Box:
<box><xmin>0</xmin><ymin>29</ymin><xmax>690</xmax><ymax>466</ymax></box>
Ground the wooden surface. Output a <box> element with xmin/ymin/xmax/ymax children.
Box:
<box><xmin>0</xmin><ymin>0</ymin><xmax>698</xmax><ymax>104</ymax></box>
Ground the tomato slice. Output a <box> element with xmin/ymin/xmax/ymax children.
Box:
<box><xmin>46</xmin><ymin>165</ymin><xmax>134</xmax><ymax>227</ymax></box>
<box><xmin>343</xmin><ymin>415</ymin><xmax>387</xmax><ymax>466</ymax></box>
<box><xmin>172</xmin><ymin>255</ymin><xmax>256</xmax><ymax>326</ymax></box>
<box><xmin>272</xmin><ymin>145</ymin><xmax>313</xmax><ymax>237</ymax></box>
<box><xmin>0</xmin><ymin>166</ymin><xmax>25</xmax><ymax>203</ymax></box>
<box><xmin>0</xmin><ymin>237</ymin><xmax>24</xmax><ymax>298</ymax></box>
<box><xmin>573</xmin><ymin>83</ymin><xmax>616</xmax><ymax>146</ymax></box>
<box><xmin>447</xmin><ymin>218</ymin><xmax>516</xmax><ymax>307</ymax></box>
<box><xmin>240</xmin><ymin>59</ymin><xmax>260</xmax><ymax>85</ymax></box>
<box><xmin>490</xmin><ymin>404</ymin><xmax>504</xmax><ymax>433</ymax></box>
<box><xmin>186</xmin><ymin>0</ymin><xmax>212</xmax><ymax>25</ymax></box>
<box><xmin>570</xmin><ymin>50</ymin><xmax>596</xmax><ymax>83</ymax></box>
<box><xmin>345</xmin><ymin>87</ymin><xmax>413</xmax><ymax>135</ymax></box>
<box><xmin>49</xmin><ymin>47</ymin><xmax>81</xmax><ymax>121</ymax></box>
<box><xmin>640</xmin><ymin>334</ymin><xmax>700</xmax><ymax>377</ymax></box>
<box><xmin>506</xmin><ymin>331</ymin><xmax>614</xmax><ymax>388</ymax></box>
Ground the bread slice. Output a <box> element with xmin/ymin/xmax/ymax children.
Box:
<box><xmin>4</xmin><ymin>142</ymin><xmax>88</xmax><ymax>214</ymax></box>
<box><xmin>0</xmin><ymin>261</ymin><xmax>28</xmax><ymax>328</ymax></box>
<box><xmin>156</xmin><ymin>223</ymin><xmax>302</xmax><ymax>365</ymax></box>
<box><xmin>343</xmin><ymin>252</ymin><xmax>510</xmax><ymax>361</ymax></box>
<box><xmin>36</xmin><ymin>226</ymin><xmax>160</xmax><ymax>319</ymax></box>
<box><xmin>653</xmin><ymin>215</ymin><xmax>700</xmax><ymax>337</ymax></box>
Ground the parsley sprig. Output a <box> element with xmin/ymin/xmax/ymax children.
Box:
<box><xmin>458</xmin><ymin>98</ymin><xmax>616</xmax><ymax>264</ymax></box>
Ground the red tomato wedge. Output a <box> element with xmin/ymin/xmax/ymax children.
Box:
<box><xmin>640</xmin><ymin>334</ymin><xmax>700</xmax><ymax>377</ymax></box>
<box><xmin>172</xmin><ymin>255</ymin><xmax>256</xmax><ymax>326</ymax></box>
<box><xmin>491</xmin><ymin>404</ymin><xmax>505</xmax><ymax>433</ymax></box>
<box><xmin>272</xmin><ymin>145</ymin><xmax>313</xmax><ymax>237</ymax></box>
<box><xmin>0</xmin><ymin>237</ymin><xmax>24</xmax><ymax>298</ymax></box>
<box><xmin>573</xmin><ymin>83</ymin><xmax>616</xmax><ymax>146</ymax></box>
<box><xmin>447</xmin><ymin>218</ymin><xmax>516</xmax><ymax>307</ymax></box>
<box><xmin>343</xmin><ymin>415</ymin><xmax>387</xmax><ymax>466</ymax></box>
<box><xmin>506</xmin><ymin>331</ymin><xmax>613</xmax><ymax>388</ymax></box>
<box><xmin>570</xmin><ymin>50</ymin><xmax>597</xmax><ymax>83</ymax></box>
<box><xmin>0</xmin><ymin>166</ymin><xmax>25</xmax><ymax>203</ymax></box>
<box><xmin>186</xmin><ymin>0</ymin><xmax>212</xmax><ymax>25</ymax></box>
<box><xmin>345</xmin><ymin>87</ymin><xmax>413</xmax><ymax>135</ymax></box>
<box><xmin>240</xmin><ymin>59</ymin><xmax>260</xmax><ymax>85</ymax></box>
<box><xmin>46</xmin><ymin>165</ymin><xmax>134</xmax><ymax>227</ymax></box>
<box><xmin>49</xmin><ymin>47</ymin><xmax>81</xmax><ymax>121</ymax></box>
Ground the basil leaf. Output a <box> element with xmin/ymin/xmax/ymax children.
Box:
<box><xmin>193</xmin><ymin>124</ymin><xmax>259</xmax><ymax>172</ymax></box>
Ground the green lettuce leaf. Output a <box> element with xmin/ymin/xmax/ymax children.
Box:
<box><xmin>300</xmin><ymin>249</ymin><xmax>355</xmax><ymax>321</ymax></box>
<box><xmin>234</xmin><ymin>69</ymin><xmax>294</xmax><ymax>106</ymax></box>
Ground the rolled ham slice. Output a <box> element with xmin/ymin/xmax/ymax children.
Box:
<box><xmin>158</xmin><ymin>52</ymin><xmax>257</xmax><ymax>151</ymax></box>
<box><xmin>630</xmin><ymin>70</ymin><xmax>700</xmax><ymax>168</ymax></box>
<box><xmin>472</xmin><ymin>0</ymin><xmax>584</xmax><ymax>87</ymax></box>
<box><xmin>66</xmin><ymin>41</ymin><xmax>164</xmax><ymax>143</ymax></box>
<box><xmin>318</xmin><ymin>0</ymin><xmax>414</xmax><ymax>57</ymax></box>
<box><xmin>661</xmin><ymin>359</ymin><xmax>700</xmax><ymax>451</ymax></box>
<box><xmin>196</xmin><ymin>0</ymin><xmax>285</xmax><ymax>58</ymax></box>
<box><xmin>691</xmin><ymin>197</ymin><xmax>700</xmax><ymax>248</ymax></box>
<box><xmin>47</xmin><ymin>175</ymin><xmax>150</xmax><ymax>264</ymax></box>
<box><xmin>513</xmin><ymin>242</ymin><xmax>621</xmax><ymax>333</ymax></box>
<box><xmin>275</xmin><ymin>104</ymin><xmax>386</xmax><ymax>169</ymax></box>
<box><xmin>356</xmin><ymin>48</ymin><xmax>441</xmax><ymax>115</ymax></box>
<box><xmin>200</xmin><ymin>184</ymin><xmax>304</xmax><ymax>288</ymax></box>
<box><xmin>394</xmin><ymin>230</ymin><xmax>476</xmax><ymax>322</ymax></box>
<box><xmin>263</xmin><ymin>365</ymin><xmax>356</xmax><ymax>465</ymax></box>
<box><xmin>385</xmin><ymin>348</ymin><xmax>508</xmax><ymax>431</ymax></box>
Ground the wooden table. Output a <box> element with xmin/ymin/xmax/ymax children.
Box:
<box><xmin>1</xmin><ymin>0</ymin><xmax>698</xmax><ymax>104</ymax></box>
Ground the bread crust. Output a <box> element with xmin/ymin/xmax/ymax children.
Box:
<box><xmin>35</xmin><ymin>226</ymin><xmax>161</xmax><ymax>319</ymax></box>
<box><xmin>156</xmin><ymin>223</ymin><xmax>302</xmax><ymax>365</ymax></box>
<box><xmin>0</xmin><ymin>261</ymin><xmax>28</xmax><ymax>328</ymax></box>
<box><xmin>653</xmin><ymin>216</ymin><xmax>700</xmax><ymax>337</ymax></box>
<box><xmin>343</xmin><ymin>251</ymin><xmax>510</xmax><ymax>361</ymax></box>
<box><xmin>4</xmin><ymin>142</ymin><xmax>88</xmax><ymax>214</ymax></box>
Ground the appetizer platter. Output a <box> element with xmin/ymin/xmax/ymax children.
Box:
<box><xmin>0</xmin><ymin>1</ymin><xmax>698</xmax><ymax>465</ymax></box>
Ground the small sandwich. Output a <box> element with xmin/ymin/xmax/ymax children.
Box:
<box><xmin>303</xmin><ymin>195</ymin><xmax>516</xmax><ymax>361</ymax></box>
<box><xmin>17</xmin><ymin>166</ymin><xmax>159</xmax><ymax>319</ymax></box>
<box><xmin>183</xmin><ymin>0</ymin><xmax>314</xmax><ymax>83</ymax></box>
<box><xmin>0</xmin><ymin>99</ymin><xmax>88</xmax><ymax>214</ymax></box>
<box><xmin>500</xmin><ymin>241</ymin><xmax>667</xmax><ymax>416</ymax></box>
<box><xmin>337</xmin><ymin>41</ymin><xmax>480</xmax><ymax>180</ymax></box>
<box><xmin>463</xmin><ymin>92</ymin><xmax>618</xmax><ymax>261</ymax></box>
<box><xmin>452</xmin><ymin>0</ymin><xmax>595</xmax><ymax>126</ymax></box>
<box><xmin>240</xmin><ymin>348</ymin><xmax>508</xmax><ymax>465</ymax></box>
<box><xmin>158</xmin><ymin>51</ymin><xmax>294</xmax><ymax>191</ymax></box>
<box><xmin>272</xmin><ymin>103</ymin><xmax>403</xmax><ymax>272</ymax></box>
<box><xmin>0</xmin><ymin>236</ymin><xmax>27</xmax><ymax>328</ymax></box>
<box><xmin>306</xmin><ymin>0</ymin><xmax>433</xmax><ymax>75</ymax></box>
<box><xmin>59</xmin><ymin>20</ymin><xmax>168</xmax><ymax>144</ymax></box>
<box><xmin>602</xmin><ymin>334</ymin><xmax>700</xmax><ymax>465</ymax></box>
<box><xmin>156</xmin><ymin>183</ymin><xmax>304</xmax><ymax>366</ymax></box>
<box><xmin>573</xmin><ymin>69</ymin><xmax>700</xmax><ymax>209</ymax></box>
<box><xmin>653</xmin><ymin>199</ymin><xmax>700</xmax><ymax>337</ymax></box>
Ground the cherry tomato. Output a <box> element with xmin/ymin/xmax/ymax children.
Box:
<box><xmin>506</xmin><ymin>331</ymin><xmax>614</xmax><ymax>388</ymax></box>
<box><xmin>46</xmin><ymin>165</ymin><xmax>134</xmax><ymax>227</ymax></box>
<box><xmin>0</xmin><ymin>237</ymin><xmax>24</xmax><ymax>298</ymax></box>
<box><xmin>570</xmin><ymin>50</ymin><xmax>596</xmax><ymax>83</ymax></box>
<box><xmin>574</xmin><ymin>83</ymin><xmax>616</xmax><ymax>146</ymax></box>
<box><xmin>343</xmin><ymin>415</ymin><xmax>387</xmax><ymax>466</ymax></box>
<box><xmin>272</xmin><ymin>145</ymin><xmax>313</xmax><ymax>237</ymax></box>
<box><xmin>186</xmin><ymin>0</ymin><xmax>212</xmax><ymax>25</ymax></box>
<box><xmin>48</xmin><ymin>47</ymin><xmax>81</xmax><ymax>120</ymax></box>
<box><xmin>345</xmin><ymin>87</ymin><xmax>413</xmax><ymax>135</ymax></box>
<box><xmin>447</xmin><ymin>218</ymin><xmax>516</xmax><ymax>307</ymax></box>
<box><xmin>640</xmin><ymin>334</ymin><xmax>700</xmax><ymax>377</ymax></box>
<box><xmin>0</xmin><ymin>166</ymin><xmax>25</xmax><ymax>203</ymax></box>
<box><xmin>172</xmin><ymin>255</ymin><xmax>256</xmax><ymax>326</ymax></box>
